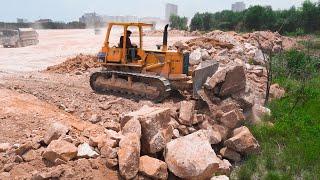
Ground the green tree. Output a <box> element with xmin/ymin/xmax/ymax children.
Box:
<box><xmin>244</xmin><ymin>6</ymin><xmax>276</xmax><ymax>31</ymax></box>
<box><xmin>169</xmin><ymin>15</ymin><xmax>188</xmax><ymax>31</ymax></box>
<box><xmin>301</xmin><ymin>0</ymin><xmax>320</xmax><ymax>33</ymax></box>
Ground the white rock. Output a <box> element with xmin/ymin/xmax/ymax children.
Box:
<box><xmin>190</xmin><ymin>48</ymin><xmax>202</xmax><ymax>65</ymax></box>
<box><xmin>77</xmin><ymin>143</ymin><xmax>99</xmax><ymax>158</ymax></box>
<box><xmin>211</xmin><ymin>175</ymin><xmax>230</xmax><ymax>180</ymax></box>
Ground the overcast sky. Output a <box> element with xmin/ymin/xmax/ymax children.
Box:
<box><xmin>0</xmin><ymin>0</ymin><xmax>318</xmax><ymax>22</ymax></box>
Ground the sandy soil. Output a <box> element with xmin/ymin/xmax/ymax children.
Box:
<box><xmin>0</xmin><ymin>29</ymin><xmax>193</xmax><ymax>72</ymax></box>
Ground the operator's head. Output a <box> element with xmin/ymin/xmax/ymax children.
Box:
<box><xmin>127</xmin><ymin>30</ymin><xmax>132</xmax><ymax>37</ymax></box>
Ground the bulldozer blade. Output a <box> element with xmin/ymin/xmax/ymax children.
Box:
<box><xmin>192</xmin><ymin>60</ymin><xmax>219</xmax><ymax>98</ymax></box>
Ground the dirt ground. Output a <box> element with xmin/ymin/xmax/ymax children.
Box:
<box><xmin>0</xmin><ymin>29</ymin><xmax>193</xmax><ymax>72</ymax></box>
<box><xmin>0</xmin><ymin>29</ymin><xmax>191</xmax><ymax>179</ymax></box>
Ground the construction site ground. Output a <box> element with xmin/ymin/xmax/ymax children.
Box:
<box><xmin>0</xmin><ymin>29</ymin><xmax>192</xmax><ymax>179</ymax></box>
<box><xmin>0</xmin><ymin>29</ymin><xmax>193</xmax><ymax>72</ymax></box>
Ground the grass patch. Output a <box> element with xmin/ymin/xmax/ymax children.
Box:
<box><xmin>233</xmin><ymin>50</ymin><xmax>320</xmax><ymax>179</ymax></box>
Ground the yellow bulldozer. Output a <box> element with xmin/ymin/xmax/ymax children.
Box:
<box><xmin>90</xmin><ymin>22</ymin><xmax>218</xmax><ymax>101</ymax></box>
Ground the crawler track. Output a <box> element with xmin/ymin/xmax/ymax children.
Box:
<box><xmin>90</xmin><ymin>71</ymin><xmax>171</xmax><ymax>102</ymax></box>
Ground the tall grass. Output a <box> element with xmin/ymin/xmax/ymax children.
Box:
<box><xmin>233</xmin><ymin>50</ymin><xmax>320</xmax><ymax>179</ymax></box>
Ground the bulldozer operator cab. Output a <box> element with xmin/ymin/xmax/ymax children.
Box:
<box><xmin>98</xmin><ymin>23</ymin><xmax>153</xmax><ymax>65</ymax></box>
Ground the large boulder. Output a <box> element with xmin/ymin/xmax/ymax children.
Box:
<box><xmin>121</xmin><ymin>106</ymin><xmax>173</xmax><ymax>154</ymax></box>
<box><xmin>118</xmin><ymin>133</ymin><xmax>141</xmax><ymax>180</ymax></box>
<box><xmin>219</xmin><ymin>65</ymin><xmax>246</xmax><ymax>96</ymax></box>
<box><xmin>43</xmin><ymin>122</ymin><xmax>69</xmax><ymax>145</ymax></box>
<box><xmin>139</xmin><ymin>155</ymin><xmax>168</xmax><ymax>180</ymax></box>
<box><xmin>224</xmin><ymin>126</ymin><xmax>260</xmax><ymax>155</ymax></box>
<box><xmin>164</xmin><ymin>130</ymin><xmax>222</xmax><ymax>179</ymax></box>
<box><xmin>42</xmin><ymin>140</ymin><xmax>77</xmax><ymax>164</ymax></box>
<box><xmin>118</xmin><ymin>118</ymin><xmax>142</xmax><ymax>179</ymax></box>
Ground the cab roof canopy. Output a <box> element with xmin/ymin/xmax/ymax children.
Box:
<box><xmin>108</xmin><ymin>22</ymin><xmax>154</xmax><ymax>27</ymax></box>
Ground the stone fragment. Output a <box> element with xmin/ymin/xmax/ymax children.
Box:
<box><xmin>118</xmin><ymin>133</ymin><xmax>141</xmax><ymax>180</ymax></box>
<box><xmin>42</xmin><ymin>140</ymin><xmax>77</xmax><ymax>164</ymax></box>
<box><xmin>100</xmin><ymin>146</ymin><xmax>118</xmax><ymax>159</ymax></box>
<box><xmin>189</xmin><ymin>48</ymin><xmax>202</xmax><ymax>65</ymax></box>
<box><xmin>219</xmin><ymin>109</ymin><xmax>244</xmax><ymax>129</ymax></box>
<box><xmin>0</xmin><ymin>143</ymin><xmax>10</xmax><ymax>153</ymax></box>
<box><xmin>105</xmin><ymin>129</ymin><xmax>123</xmax><ymax>143</ymax></box>
<box><xmin>77</xmin><ymin>143</ymin><xmax>99</xmax><ymax>158</ymax></box>
<box><xmin>22</xmin><ymin>149</ymin><xmax>38</xmax><ymax>162</ymax></box>
<box><xmin>89</xmin><ymin>114</ymin><xmax>101</xmax><ymax>124</ymax></box>
<box><xmin>206</xmin><ymin>128</ymin><xmax>222</xmax><ymax>145</ymax></box>
<box><xmin>212</xmin><ymin>124</ymin><xmax>229</xmax><ymax>140</ymax></box>
<box><xmin>205</xmin><ymin>68</ymin><xmax>228</xmax><ymax>90</ymax></box>
<box><xmin>193</xmin><ymin>114</ymin><xmax>205</xmax><ymax>124</ymax></box>
<box><xmin>211</xmin><ymin>175</ymin><xmax>230</xmax><ymax>180</ymax></box>
<box><xmin>139</xmin><ymin>155</ymin><xmax>168</xmax><ymax>180</ymax></box>
<box><xmin>270</xmin><ymin>83</ymin><xmax>285</xmax><ymax>99</ymax></box>
<box><xmin>178</xmin><ymin>101</ymin><xmax>195</xmax><ymax>126</ymax></box>
<box><xmin>177</xmin><ymin>125</ymin><xmax>189</xmax><ymax>136</ymax></box>
<box><xmin>104</xmin><ymin>121</ymin><xmax>121</xmax><ymax>132</ymax></box>
<box><xmin>249</xmin><ymin>104</ymin><xmax>271</xmax><ymax>124</ymax></box>
<box><xmin>172</xmin><ymin>129</ymin><xmax>180</xmax><ymax>139</ymax></box>
<box><xmin>106</xmin><ymin>158</ymin><xmax>118</xmax><ymax>168</ymax></box>
<box><xmin>14</xmin><ymin>155</ymin><xmax>23</xmax><ymax>163</ymax></box>
<box><xmin>164</xmin><ymin>130</ymin><xmax>221</xmax><ymax>179</ymax></box>
<box><xmin>168</xmin><ymin>118</ymin><xmax>179</xmax><ymax>129</ymax></box>
<box><xmin>31</xmin><ymin>167</ymin><xmax>65</xmax><ymax>180</ymax></box>
<box><xmin>219</xmin><ymin>100</ymin><xmax>239</xmax><ymax>113</ymax></box>
<box><xmin>3</xmin><ymin>163</ymin><xmax>14</xmax><ymax>172</ymax></box>
<box><xmin>217</xmin><ymin>159</ymin><xmax>232</xmax><ymax>175</ymax></box>
<box><xmin>15</xmin><ymin>141</ymin><xmax>33</xmax><ymax>156</ymax></box>
<box><xmin>224</xmin><ymin>126</ymin><xmax>260</xmax><ymax>155</ymax></box>
<box><xmin>89</xmin><ymin>134</ymin><xmax>117</xmax><ymax>149</ymax></box>
<box><xmin>219</xmin><ymin>147</ymin><xmax>241</xmax><ymax>162</ymax></box>
<box><xmin>173</xmin><ymin>41</ymin><xmax>190</xmax><ymax>51</ymax></box>
<box><xmin>43</xmin><ymin>122</ymin><xmax>69</xmax><ymax>145</ymax></box>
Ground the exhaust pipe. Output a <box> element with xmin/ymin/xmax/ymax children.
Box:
<box><xmin>162</xmin><ymin>24</ymin><xmax>169</xmax><ymax>51</ymax></box>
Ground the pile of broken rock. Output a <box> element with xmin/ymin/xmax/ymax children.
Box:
<box><xmin>117</xmin><ymin>102</ymin><xmax>261</xmax><ymax>179</ymax></box>
<box><xmin>0</xmin><ymin>103</ymin><xmax>261</xmax><ymax>180</ymax></box>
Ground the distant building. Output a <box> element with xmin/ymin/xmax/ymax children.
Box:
<box><xmin>232</xmin><ymin>2</ymin><xmax>246</xmax><ymax>12</ymax></box>
<box><xmin>101</xmin><ymin>15</ymin><xmax>139</xmax><ymax>23</ymax></box>
<box><xmin>79</xmin><ymin>13</ymin><xmax>101</xmax><ymax>27</ymax></box>
<box><xmin>35</xmin><ymin>19</ymin><xmax>53</xmax><ymax>23</ymax></box>
<box><xmin>17</xmin><ymin>18</ymin><xmax>28</xmax><ymax>23</ymax></box>
<box><xmin>165</xmin><ymin>3</ymin><xmax>178</xmax><ymax>21</ymax></box>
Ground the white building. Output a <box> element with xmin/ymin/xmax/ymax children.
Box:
<box><xmin>165</xmin><ymin>3</ymin><xmax>178</xmax><ymax>21</ymax></box>
<box><xmin>232</xmin><ymin>2</ymin><xmax>246</xmax><ymax>12</ymax></box>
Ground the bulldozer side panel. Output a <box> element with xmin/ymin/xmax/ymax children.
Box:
<box><xmin>106</xmin><ymin>48</ymin><xmax>123</xmax><ymax>63</ymax></box>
